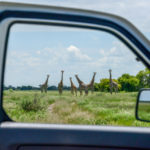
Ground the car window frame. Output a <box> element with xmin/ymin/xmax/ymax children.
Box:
<box><xmin>0</xmin><ymin>2</ymin><xmax>150</xmax><ymax>123</ymax></box>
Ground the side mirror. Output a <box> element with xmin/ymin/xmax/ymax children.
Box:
<box><xmin>136</xmin><ymin>88</ymin><xmax>150</xmax><ymax>122</ymax></box>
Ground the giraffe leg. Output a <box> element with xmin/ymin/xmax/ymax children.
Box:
<box><xmin>60</xmin><ymin>88</ymin><xmax>63</xmax><ymax>95</ymax></box>
<box><xmin>86</xmin><ymin>90</ymin><xmax>89</xmax><ymax>96</ymax></box>
<box><xmin>79</xmin><ymin>87</ymin><xmax>82</xmax><ymax>96</ymax></box>
<box><xmin>58</xmin><ymin>87</ymin><xmax>62</xmax><ymax>95</ymax></box>
<box><xmin>80</xmin><ymin>90</ymin><xmax>82</xmax><ymax>96</ymax></box>
<box><xmin>91</xmin><ymin>87</ymin><xmax>94</xmax><ymax>94</ymax></box>
<box><xmin>114</xmin><ymin>87</ymin><xmax>116</xmax><ymax>94</ymax></box>
<box><xmin>85</xmin><ymin>87</ymin><xmax>88</xmax><ymax>96</ymax></box>
<box><xmin>110</xmin><ymin>86</ymin><xmax>112</xmax><ymax>94</ymax></box>
<box><xmin>75</xmin><ymin>88</ymin><xmax>77</xmax><ymax>96</ymax></box>
<box><xmin>71</xmin><ymin>88</ymin><xmax>73</xmax><ymax>95</ymax></box>
<box><xmin>116</xmin><ymin>86</ymin><xmax>118</xmax><ymax>93</ymax></box>
<box><xmin>45</xmin><ymin>88</ymin><xmax>47</xmax><ymax>93</ymax></box>
<box><xmin>59</xmin><ymin>90</ymin><xmax>61</xmax><ymax>95</ymax></box>
<box><xmin>115</xmin><ymin>86</ymin><xmax>118</xmax><ymax>94</ymax></box>
<box><xmin>41</xmin><ymin>86</ymin><xmax>43</xmax><ymax>93</ymax></box>
<box><xmin>58</xmin><ymin>88</ymin><xmax>60</xmax><ymax>95</ymax></box>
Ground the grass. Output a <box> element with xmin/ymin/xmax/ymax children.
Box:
<box><xmin>3</xmin><ymin>90</ymin><xmax>150</xmax><ymax>127</ymax></box>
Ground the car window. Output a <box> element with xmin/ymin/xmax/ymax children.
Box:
<box><xmin>3</xmin><ymin>23</ymin><xmax>150</xmax><ymax>126</ymax></box>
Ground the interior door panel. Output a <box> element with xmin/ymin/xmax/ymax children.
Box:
<box><xmin>18</xmin><ymin>146</ymin><xmax>133</xmax><ymax>150</ymax></box>
<box><xmin>1</xmin><ymin>122</ymin><xmax>150</xmax><ymax>150</ymax></box>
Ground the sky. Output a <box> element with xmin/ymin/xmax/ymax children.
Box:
<box><xmin>3</xmin><ymin>0</ymin><xmax>149</xmax><ymax>87</ymax></box>
<box><xmin>5</xmin><ymin>24</ymin><xmax>144</xmax><ymax>87</ymax></box>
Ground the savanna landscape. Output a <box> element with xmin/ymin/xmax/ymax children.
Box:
<box><xmin>3</xmin><ymin>90</ymin><xmax>150</xmax><ymax>127</ymax></box>
<box><xmin>3</xmin><ymin>68</ymin><xmax>150</xmax><ymax>127</ymax></box>
<box><xmin>4</xmin><ymin>23</ymin><xmax>150</xmax><ymax>127</ymax></box>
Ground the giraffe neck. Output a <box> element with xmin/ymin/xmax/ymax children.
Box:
<box><xmin>61</xmin><ymin>72</ymin><xmax>64</xmax><ymax>83</ymax></box>
<box><xmin>70</xmin><ymin>79</ymin><xmax>75</xmax><ymax>87</ymax></box>
<box><xmin>75</xmin><ymin>75</ymin><xmax>83</xmax><ymax>84</ymax></box>
<box><xmin>45</xmin><ymin>76</ymin><xmax>49</xmax><ymax>85</ymax></box>
<box><xmin>89</xmin><ymin>73</ymin><xmax>96</xmax><ymax>85</ymax></box>
<box><xmin>109</xmin><ymin>71</ymin><xmax>112</xmax><ymax>83</ymax></box>
<box><xmin>70</xmin><ymin>78</ymin><xmax>73</xmax><ymax>85</ymax></box>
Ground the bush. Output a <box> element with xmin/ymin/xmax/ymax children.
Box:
<box><xmin>118</xmin><ymin>74</ymin><xmax>139</xmax><ymax>92</ymax></box>
<box><xmin>136</xmin><ymin>68</ymin><xmax>150</xmax><ymax>88</ymax></box>
<box><xmin>99</xmin><ymin>78</ymin><xmax>110</xmax><ymax>92</ymax></box>
<box><xmin>94</xmin><ymin>83</ymin><xmax>100</xmax><ymax>91</ymax></box>
<box><xmin>20</xmin><ymin>96</ymin><xmax>42</xmax><ymax>112</ymax></box>
<box><xmin>9</xmin><ymin>88</ymin><xmax>14</xmax><ymax>92</ymax></box>
<box><xmin>98</xmin><ymin>78</ymin><xmax>121</xmax><ymax>92</ymax></box>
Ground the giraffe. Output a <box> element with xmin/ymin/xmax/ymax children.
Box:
<box><xmin>75</xmin><ymin>74</ymin><xmax>88</xmax><ymax>96</ymax></box>
<box><xmin>87</xmin><ymin>72</ymin><xmax>96</xmax><ymax>94</ymax></box>
<box><xmin>58</xmin><ymin>70</ymin><xmax>64</xmax><ymax>95</ymax></box>
<box><xmin>70</xmin><ymin>77</ymin><xmax>77</xmax><ymax>96</ymax></box>
<box><xmin>109</xmin><ymin>69</ymin><xmax>118</xmax><ymax>94</ymax></box>
<box><xmin>40</xmin><ymin>74</ymin><xmax>50</xmax><ymax>93</ymax></box>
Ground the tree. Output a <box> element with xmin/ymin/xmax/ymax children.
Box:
<box><xmin>136</xmin><ymin>68</ymin><xmax>150</xmax><ymax>88</ymax></box>
<box><xmin>47</xmin><ymin>86</ymin><xmax>57</xmax><ymax>90</ymax></box>
<box><xmin>118</xmin><ymin>73</ymin><xmax>139</xmax><ymax>91</ymax></box>
<box><xmin>94</xmin><ymin>78</ymin><xmax>121</xmax><ymax>92</ymax></box>
<box><xmin>99</xmin><ymin>78</ymin><xmax>110</xmax><ymax>92</ymax></box>
<box><xmin>94</xmin><ymin>83</ymin><xmax>100</xmax><ymax>91</ymax></box>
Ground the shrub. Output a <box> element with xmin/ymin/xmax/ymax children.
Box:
<box><xmin>9</xmin><ymin>88</ymin><xmax>14</xmax><ymax>92</ymax></box>
<box><xmin>94</xmin><ymin>83</ymin><xmax>100</xmax><ymax>91</ymax></box>
<box><xmin>99</xmin><ymin>78</ymin><xmax>110</xmax><ymax>92</ymax></box>
<box><xmin>118</xmin><ymin>74</ymin><xmax>139</xmax><ymax>91</ymax></box>
<box><xmin>20</xmin><ymin>96</ymin><xmax>42</xmax><ymax>112</ymax></box>
<box><xmin>136</xmin><ymin>68</ymin><xmax>150</xmax><ymax>88</ymax></box>
<box><xmin>98</xmin><ymin>78</ymin><xmax>121</xmax><ymax>92</ymax></box>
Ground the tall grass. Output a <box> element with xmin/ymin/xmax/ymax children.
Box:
<box><xmin>3</xmin><ymin>90</ymin><xmax>150</xmax><ymax>127</ymax></box>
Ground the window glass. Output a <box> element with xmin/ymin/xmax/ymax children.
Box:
<box><xmin>3</xmin><ymin>24</ymin><xmax>149</xmax><ymax>126</ymax></box>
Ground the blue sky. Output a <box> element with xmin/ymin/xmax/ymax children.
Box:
<box><xmin>2</xmin><ymin>0</ymin><xmax>150</xmax><ymax>87</ymax></box>
<box><xmin>4</xmin><ymin>24</ymin><xmax>145</xmax><ymax>87</ymax></box>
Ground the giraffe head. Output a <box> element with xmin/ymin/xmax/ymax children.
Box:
<box><xmin>70</xmin><ymin>77</ymin><xmax>72</xmax><ymax>80</ymax></box>
<box><xmin>61</xmin><ymin>70</ymin><xmax>64</xmax><ymax>73</ymax></box>
<box><xmin>94</xmin><ymin>72</ymin><xmax>97</xmax><ymax>75</ymax></box>
<box><xmin>75</xmin><ymin>74</ymin><xmax>78</xmax><ymax>77</ymax></box>
<box><xmin>109</xmin><ymin>69</ymin><xmax>112</xmax><ymax>73</ymax></box>
<box><xmin>47</xmin><ymin>74</ymin><xmax>50</xmax><ymax>78</ymax></box>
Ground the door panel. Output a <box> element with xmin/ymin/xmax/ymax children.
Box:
<box><xmin>19</xmin><ymin>146</ymin><xmax>131</xmax><ymax>150</ymax></box>
<box><xmin>1</xmin><ymin>122</ymin><xmax>150</xmax><ymax>149</ymax></box>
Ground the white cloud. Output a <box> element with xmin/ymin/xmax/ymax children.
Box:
<box><xmin>7</xmin><ymin>50</ymin><xmax>40</xmax><ymax>67</ymax></box>
<box><xmin>67</xmin><ymin>45</ymin><xmax>91</xmax><ymax>61</ymax></box>
<box><xmin>36</xmin><ymin>47</ymin><xmax>53</xmax><ymax>56</ymax></box>
<box><xmin>87</xmin><ymin>40</ymin><xmax>145</xmax><ymax>79</ymax></box>
<box><xmin>44</xmin><ymin>47</ymin><xmax>53</xmax><ymax>54</ymax></box>
<box><xmin>22</xmin><ymin>57</ymin><xmax>40</xmax><ymax>67</ymax></box>
<box><xmin>36</xmin><ymin>50</ymin><xmax>41</xmax><ymax>55</ymax></box>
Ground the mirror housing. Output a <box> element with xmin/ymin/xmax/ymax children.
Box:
<box><xmin>136</xmin><ymin>88</ymin><xmax>150</xmax><ymax>122</ymax></box>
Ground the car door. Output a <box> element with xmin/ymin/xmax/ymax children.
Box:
<box><xmin>0</xmin><ymin>2</ymin><xmax>150</xmax><ymax>150</ymax></box>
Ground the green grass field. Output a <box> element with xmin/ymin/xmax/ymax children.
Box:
<box><xmin>3</xmin><ymin>90</ymin><xmax>150</xmax><ymax>127</ymax></box>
